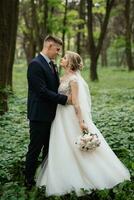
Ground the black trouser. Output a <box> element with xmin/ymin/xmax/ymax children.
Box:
<box><xmin>25</xmin><ymin>121</ymin><xmax>51</xmax><ymax>182</ymax></box>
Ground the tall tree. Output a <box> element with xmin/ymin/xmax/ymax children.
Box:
<box><xmin>7</xmin><ymin>1</ymin><xmax>19</xmax><ymax>89</ymax></box>
<box><xmin>124</xmin><ymin>0</ymin><xmax>134</xmax><ymax>71</ymax></box>
<box><xmin>37</xmin><ymin>0</ymin><xmax>49</xmax><ymax>49</ymax></box>
<box><xmin>77</xmin><ymin>0</ymin><xmax>86</xmax><ymax>54</ymax></box>
<box><xmin>86</xmin><ymin>0</ymin><xmax>115</xmax><ymax>81</ymax></box>
<box><xmin>62</xmin><ymin>0</ymin><xmax>68</xmax><ymax>57</ymax></box>
<box><xmin>0</xmin><ymin>0</ymin><xmax>19</xmax><ymax>115</ymax></box>
<box><xmin>20</xmin><ymin>0</ymin><xmax>51</xmax><ymax>64</ymax></box>
<box><xmin>20</xmin><ymin>0</ymin><xmax>36</xmax><ymax>64</ymax></box>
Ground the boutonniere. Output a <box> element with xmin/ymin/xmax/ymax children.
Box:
<box><xmin>53</xmin><ymin>64</ymin><xmax>59</xmax><ymax>73</ymax></box>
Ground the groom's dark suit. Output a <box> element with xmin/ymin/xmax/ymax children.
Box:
<box><xmin>25</xmin><ymin>54</ymin><xmax>67</xmax><ymax>183</ymax></box>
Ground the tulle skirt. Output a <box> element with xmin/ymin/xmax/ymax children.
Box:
<box><xmin>36</xmin><ymin>104</ymin><xmax>130</xmax><ymax>196</ymax></box>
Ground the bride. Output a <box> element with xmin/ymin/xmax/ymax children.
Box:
<box><xmin>36</xmin><ymin>51</ymin><xmax>130</xmax><ymax>196</ymax></box>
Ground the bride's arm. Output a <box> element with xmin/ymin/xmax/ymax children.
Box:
<box><xmin>70</xmin><ymin>80</ymin><xmax>88</xmax><ymax>131</ymax></box>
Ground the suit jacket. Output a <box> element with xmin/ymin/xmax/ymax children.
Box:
<box><xmin>27</xmin><ymin>54</ymin><xmax>67</xmax><ymax>121</ymax></box>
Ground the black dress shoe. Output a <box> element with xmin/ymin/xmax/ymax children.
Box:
<box><xmin>24</xmin><ymin>179</ymin><xmax>36</xmax><ymax>190</ymax></box>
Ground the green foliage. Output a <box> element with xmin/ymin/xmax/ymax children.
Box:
<box><xmin>93</xmin><ymin>0</ymin><xmax>106</xmax><ymax>14</ymax></box>
<box><xmin>112</xmin><ymin>36</ymin><xmax>126</xmax><ymax>49</ymax></box>
<box><xmin>0</xmin><ymin>64</ymin><xmax>134</xmax><ymax>199</ymax></box>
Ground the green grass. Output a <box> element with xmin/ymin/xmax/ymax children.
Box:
<box><xmin>0</xmin><ymin>63</ymin><xmax>134</xmax><ymax>199</ymax></box>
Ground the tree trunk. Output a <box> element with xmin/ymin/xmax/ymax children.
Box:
<box><xmin>0</xmin><ymin>0</ymin><xmax>19</xmax><ymax>115</ymax></box>
<box><xmin>100</xmin><ymin>36</ymin><xmax>109</xmax><ymax>67</ymax></box>
<box><xmin>62</xmin><ymin>0</ymin><xmax>68</xmax><ymax>57</ymax></box>
<box><xmin>7</xmin><ymin>1</ymin><xmax>19</xmax><ymax>89</ymax></box>
<box><xmin>37</xmin><ymin>0</ymin><xmax>49</xmax><ymax>50</ymax></box>
<box><xmin>31</xmin><ymin>0</ymin><xmax>40</xmax><ymax>51</ymax></box>
<box><xmin>101</xmin><ymin>49</ymin><xmax>108</xmax><ymax>67</ymax></box>
<box><xmin>124</xmin><ymin>0</ymin><xmax>134</xmax><ymax>71</ymax></box>
<box><xmin>44</xmin><ymin>0</ymin><xmax>49</xmax><ymax>37</ymax></box>
<box><xmin>23</xmin><ymin>34</ymin><xmax>36</xmax><ymax>65</ymax></box>
<box><xmin>86</xmin><ymin>0</ymin><xmax>115</xmax><ymax>81</ymax></box>
<box><xmin>76</xmin><ymin>0</ymin><xmax>85</xmax><ymax>54</ymax></box>
<box><xmin>90</xmin><ymin>58</ymin><xmax>98</xmax><ymax>81</ymax></box>
<box><xmin>22</xmin><ymin>1</ymin><xmax>36</xmax><ymax>64</ymax></box>
<box><xmin>0</xmin><ymin>2</ymin><xmax>9</xmax><ymax>114</ymax></box>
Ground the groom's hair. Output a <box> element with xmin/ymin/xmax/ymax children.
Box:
<box><xmin>44</xmin><ymin>35</ymin><xmax>63</xmax><ymax>46</ymax></box>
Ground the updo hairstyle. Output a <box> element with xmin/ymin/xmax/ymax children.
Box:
<box><xmin>65</xmin><ymin>51</ymin><xmax>83</xmax><ymax>71</ymax></box>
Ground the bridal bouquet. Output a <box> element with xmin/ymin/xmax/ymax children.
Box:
<box><xmin>75</xmin><ymin>130</ymin><xmax>101</xmax><ymax>152</ymax></box>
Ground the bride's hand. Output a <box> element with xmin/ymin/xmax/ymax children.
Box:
<box><xmin>80</xmin><ymin>121</ymin><xmax>88</xmax><ymax>132</ymax></box>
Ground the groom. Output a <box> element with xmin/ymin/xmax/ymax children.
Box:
<box><xmin>25</xmin><ymin>35</ymin><xmax>70</xmax><ymax>188</ymax></box>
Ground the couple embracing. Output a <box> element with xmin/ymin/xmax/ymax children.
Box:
<box><xmin>25</xmin><ymin>35</ymin><xmax>130</xmax><ymax>196</ymax></box>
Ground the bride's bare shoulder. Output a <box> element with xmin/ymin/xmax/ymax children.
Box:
<box><xmin>69</xmin><ymin>74</ymin><xmax>78</xmax><ymax>82</ymax></box>
<box><xmin>60</xmin><ymin>73</ymin><xmax>78</xmax><ymax>83</ymax></box>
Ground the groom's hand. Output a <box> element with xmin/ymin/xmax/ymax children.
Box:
<box><xmin>67</xmin><ymin>94</ymin><xmax>72</xmax><ymax>105</ymax></box>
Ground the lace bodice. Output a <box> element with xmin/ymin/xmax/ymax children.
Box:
<box><xmin>58</xmin><ymin>75</ymin><xmax>78</xmax><ymax>95</ymax></box>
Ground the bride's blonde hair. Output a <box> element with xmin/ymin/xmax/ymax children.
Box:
<box><xmin>65</xmin><ymin>51</ymin><xmax>83</xmax><ymax>71</ymax></box>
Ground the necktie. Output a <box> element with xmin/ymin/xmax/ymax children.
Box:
<box><xmin>49</xmin><ymin>61</ymin><xmax>55</xmax><ymax>73</ymax></box>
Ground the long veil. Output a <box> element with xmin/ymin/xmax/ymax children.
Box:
<box><xmin>76</xmin><ymin>71</ymin><xmax>92</xmax><ymax>123</ymax></box>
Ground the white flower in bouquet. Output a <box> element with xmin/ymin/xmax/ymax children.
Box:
<box><xmin>75</xmin><ymin>130</ymin><xmax>101</xmax><ymax>152</ymax></box>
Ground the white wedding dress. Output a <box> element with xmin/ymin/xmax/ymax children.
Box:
<box><xmin>36</xmin><ymin>72</ymin><xmax>130</xmax><ymax>196</ymax></box>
